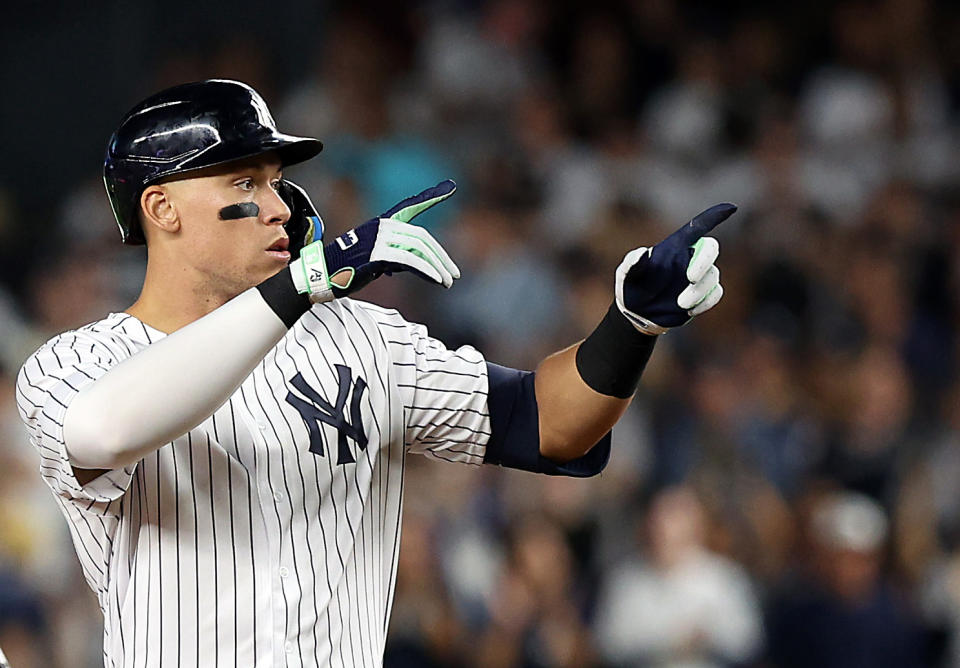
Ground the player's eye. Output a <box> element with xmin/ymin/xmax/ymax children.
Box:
<box><xmin>235</xmin><ymin>178</ymin><xmax>255</xmax><ymax>191</ymax></box>
<box><xmin>270</xmin><ymin>180</ymin><xmax>282</xmax><ymax>192</ymax></box>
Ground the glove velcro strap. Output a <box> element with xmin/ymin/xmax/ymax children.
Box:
<box><xmin>620</xmin><ymin>310</ymin><xmax>671</xmax><ymax>336</ymax></box>
<box><xmin>576</xmin><ymin>303</ymin><xmax>658</xmax><ymax>398</ymax></box>
<box><xmin>290</xmin><ymin>241</ymin><xmax>334</xmax><ymax>303</ymax></box>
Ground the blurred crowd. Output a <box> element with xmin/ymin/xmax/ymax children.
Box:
<box><xmin>2</xmin><ymin>0</ymin><xmax>960</xmax><ymax>666</ymax></box>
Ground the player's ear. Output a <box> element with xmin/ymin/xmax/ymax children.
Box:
<box><xmin>140</xmin><ymin>184</ymin><xmax>181</xmax><ymax>237</ymax></box>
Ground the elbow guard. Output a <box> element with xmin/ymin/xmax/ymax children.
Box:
<box><xmin>483</xmin><ymin>363</ymin><xmax>610</xmax><ymax>477</ymax></box>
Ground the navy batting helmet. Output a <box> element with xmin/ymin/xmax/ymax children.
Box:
<box><xmin>103</xmin><ymin>79</ymin><xmax>323</xmax><ymax>245</ymax></box>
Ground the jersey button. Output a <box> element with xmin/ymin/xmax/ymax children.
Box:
<box><xmin>285</xmin><ymin>641</ymin><xmax>293</xmax><ymax>653</ymax></box>
<box><xmin>273</xmin><ymin>491</ymin><xmax>284</xmax><ymax>502</ymax></box>
<box><xmin>258</xmin><ymin>423</ymin><xmax>267</xmax><ymax>431</ymax></box>
<box><xmin>279</xmin><ymin>567</ymin><xmax>289</xmax><ymax>578</ymax></box>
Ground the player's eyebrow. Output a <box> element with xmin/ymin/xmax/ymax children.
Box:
<box><xmin>224</xmin><ymin>157</ymin><xmax>283</xmax><ymax>175</ymax></box>
<box><xmin>226</xmin><ymin>165</ymin><xmax>283</xmax><ymax>179</ymax></box>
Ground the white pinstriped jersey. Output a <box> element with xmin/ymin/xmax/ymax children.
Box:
<box><xmin>16</xmin><ymin>298</ymin><xmax>491</xmax><ymax>667</ymax></box>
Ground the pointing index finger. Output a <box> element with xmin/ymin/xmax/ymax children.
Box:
<box><xmin>674</xmin><ymin>202</ymin><xmax>737</xmax><ymax>246</ymax></box>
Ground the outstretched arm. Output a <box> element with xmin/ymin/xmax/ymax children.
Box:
<box><xmin>535</xmin><ymin>204</ymin><xmax>735</xmax><ymax>463</ymax></box>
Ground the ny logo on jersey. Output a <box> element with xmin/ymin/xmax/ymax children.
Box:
<box><xmin>285</xmin><ymin>366</ymin><xmax>368</xmax><ymax>465</ymax></box>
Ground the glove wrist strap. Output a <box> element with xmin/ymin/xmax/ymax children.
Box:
<box><xmin>618</xmin><ymin>311</ymin><xmax>671</xmax><ymax>336</ymax></box>
<box><xmin>290</xmin><ymin>241</ymin><xmax>335</xmax><ymax>304</ymax></box>
<box><xmin>255</xmin><ymin>268</ymin><xmax>312</xmax><ymax>328</ymax></box>
<box><xmin>576</xmin><ymin>303</ymin><xmax>658</xmax><ymax>399</ymax></box>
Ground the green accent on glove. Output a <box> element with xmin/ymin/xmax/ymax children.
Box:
<box><xmin>330</xmin><ymin>267</ymin><xmax>356</xmax><ymax>290</ymax></box>
<box><xmin>390</xmin><ymin>228</ymin><xmax>446</xmax><ymax>261</ymax></box>
<box><xmin>390</xmin><ymin>191</ymin><xmax>456</xmax><ymax>223</ymax></box>
<box><xmin>690</xmin><ymin>237</ymin><xmax>708</xmax><ymax>262</ymax></box>
<box><xmin>304</xmin><ymin>217</ymin><xmax>315</xmax><ymax>246</ymax></box>
<box><xmin>386</xmin><ymin>242</ymin><xmax>433</xmax><ymax>267</ymax></box>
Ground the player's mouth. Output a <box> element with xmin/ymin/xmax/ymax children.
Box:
<box><xmin>266</xmin><ymin>237</ymin><xmax>291</xmax><ymax>261</ymax></box>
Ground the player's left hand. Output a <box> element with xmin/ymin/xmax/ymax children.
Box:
<box><xmin>290</xmin><ymin>180</ymin><xmax>460</xmax><ymax>302</ymax></box>
<box><xmin>616</xmin><ymin>203</ymin><xmax>736</xmax><ymax>335</ymax></box>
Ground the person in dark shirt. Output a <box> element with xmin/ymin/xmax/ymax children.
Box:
<box><xmin>766</xmin><ymin>491</ymin><xmax>925</xmax><ymax>668</ymax></box>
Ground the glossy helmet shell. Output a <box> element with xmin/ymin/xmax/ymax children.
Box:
<box><xmin>103</xmin><ymin>79</ymin><xmax>323</xmax><ymax>245</ymax></box>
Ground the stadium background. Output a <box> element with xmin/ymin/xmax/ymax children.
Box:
<box><xmin>2</xmin><ymin>0</ymin><xmax>960</xmax><ymax>665</ymax></box>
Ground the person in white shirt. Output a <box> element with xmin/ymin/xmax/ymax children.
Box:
<box><xmin>594</xmin><ymin>486</ymin><xmax>763</xmax><ymax>667</ymax></box>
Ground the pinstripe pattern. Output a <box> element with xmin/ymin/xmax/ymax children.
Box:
<box><xmin>16</xmin><ymin>298</ymin><xmax>491</xmax><ymax>667</ymax></box>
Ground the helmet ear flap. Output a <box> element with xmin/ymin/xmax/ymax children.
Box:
<box><xmin>279</xmin><ymin>179</ymin><xmax>324</xmax><ymax>259</ymax></box>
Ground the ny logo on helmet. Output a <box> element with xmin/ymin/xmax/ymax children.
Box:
<box><xmin>285</xmin><ymin>367</ymin><xmax>368</xmax><ymax>465</ymax></box>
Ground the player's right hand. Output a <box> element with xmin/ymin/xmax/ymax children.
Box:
<box><xmin>289</xmin><ymin>180</ymin><xmax>460</xmax><ymax>302</ymax></box>
<box><xmin>616</xmin><ymin>203</ymin><xmax>736</xmax><ymax>335</ymax></box>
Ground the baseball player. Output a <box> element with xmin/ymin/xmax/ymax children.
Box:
<box><xmin>15</xmin><ymin>80</ymin><xmax>732</xmax><ymax>667</ymax></box>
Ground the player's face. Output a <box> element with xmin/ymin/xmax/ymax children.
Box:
<box><xmin>160</xmin><ymin>154</ymin><xmax>292</xmax><ymax>297</ymax></box>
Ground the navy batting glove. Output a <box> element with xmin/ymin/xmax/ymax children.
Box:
<box><xmin>289</xmin><ymin>180</ymin><xmax>460</xmax><ymax>302</ymax></box>
<box><xmin>616</xmin><ymin>203</ymin><xmax>736</xmax><ymax>334</ymax></box>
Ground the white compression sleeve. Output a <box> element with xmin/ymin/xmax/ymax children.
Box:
<box><xmin>63</xmin><ymin>288</ymin><xmax>292</xmax><ymax>469</ymax></box>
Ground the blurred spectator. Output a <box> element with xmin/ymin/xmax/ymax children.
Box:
<box><xmin>384</xmin><ymin>512</ymin><xmax>466</xmax><ymax>667</ymax></box>
<box><xmin>593</xmin><ymin>486</ymin><xmax>763</xmax><ymax>667</ymax></box>
<box><xmin>766</xmin><ymin>490</ymin><xmax>926</xmax><ymax>668</ymax></box>
<box><xmin>280</xmin><ymin>13</ymin><xmax>459</xmax><ymax>231</ymax></box>
<box><xmin>909</xmin><ymin>381</ymin><xmax>960</xmax><ymax>666</ymax></box>
<box><xmin>442</xmin><ymin>203</ymin><xmax>565</xmax><ymax>367</ymax></box>
<box><xmin>476</xmin><ymin>519</ymin><xmax>597</xmax><ymax>668</ymax></box>
<box><xmin>419</xmin><ymin>0</ymin><xmax>541</xmax><ymax>116</ymax></box>
<box><xmin>0</xmin><ymin>568</ymin><xmax>51</xmax><ymax>668</ymax></box>
<box><xmin>816</xmin><ymin>345</ymin><xmax>917</xmax><ymax>505</ymax></box>
<box><xmin>642</xmin><ymin>37</ymin><xmax>725</xmax><ymax>168</ymax></box>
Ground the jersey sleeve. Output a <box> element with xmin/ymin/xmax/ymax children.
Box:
<box><xmin>366</xmin><ymin>303</ymin><xmax>608</xmax><ymax>476</ymax></box>
<box><xmin>16</xmin><ymin>330</ymin><xmax>139</xmax><ymax>503</ymax></box>
<box><xmin>362</xmin><ymin>304</ymin><xmax>491</xmax><ymax>466</ymax></box>
<box><xmin>401</xmin><ymin>323</ymin><xmax>492</xmax><ymax>465</ymax></box>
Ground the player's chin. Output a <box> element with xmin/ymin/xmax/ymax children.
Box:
<box><xmin>250</xmin><ymin>257</ymin><xmax>290</xmax><ymax>285</ymax></box>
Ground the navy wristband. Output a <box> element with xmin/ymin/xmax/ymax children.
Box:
<box><xmin>575</xmin><ymin>303</ymin><xmax>657</xmax><ymax>398</ymax></box>
<box><xmin>255</xmin><ymin>269</ymin><xmax>312</xmax><ymax>328</ymax></box>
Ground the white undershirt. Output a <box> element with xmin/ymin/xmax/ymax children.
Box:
<box><xmin>63</xmin><ymin>288</ymin><xmax>289</xmax><ymax>469</ymax></box>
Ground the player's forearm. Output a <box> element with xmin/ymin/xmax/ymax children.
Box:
<box><xmin>535</xmin><ymin>305</ymin><xmax>657</xmax><ymax>462</ymax></box>
<box><xmin>63</xmin><ymin>278</ymin><xmax>305</xmax><ymax>469</ymax></box>
<box><xmin>535</xmin><ymin>344</ymin><xmax>631</xmax><ymax>462</ymax></box>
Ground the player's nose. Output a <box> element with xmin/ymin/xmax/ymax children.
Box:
<box><xmin>261</xmin><ymin>186</ymin><xmax>291</xmax><ymax>226</ymax></box>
